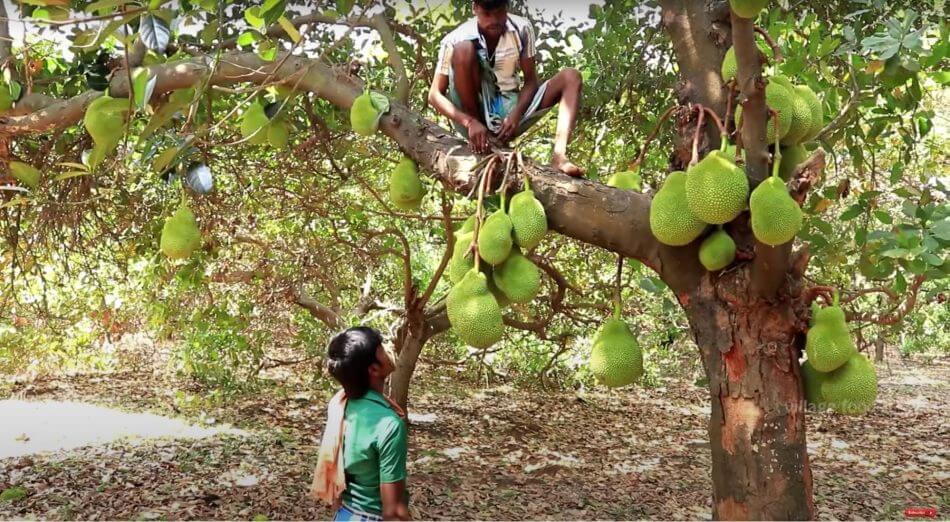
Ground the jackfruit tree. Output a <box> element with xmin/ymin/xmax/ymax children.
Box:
<box><xmin>0</xmin><ymin>0</ymin><xmax>946</xmax><ymax>520</ymax></box>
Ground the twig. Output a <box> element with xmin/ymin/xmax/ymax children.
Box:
<box><xmin>753</xmin><ymin>25</ymin><xmax>783</xmax><ymax>64</ymax></box>
<box><xmin>690</xmin><ymin>105</ymin><xmax>705</xmax><ymax>166</ymax></box>
<box><xmin>629</xmin><ymin>104</ymin><xmax>677</xmax><ymax>169</ymax></box>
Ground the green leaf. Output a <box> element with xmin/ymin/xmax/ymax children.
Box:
<box><xmin>54</xmin><ymin>170</ymin><xmax>93</xmax><ymax>181</ymax></box>
<box><xmin>336</xmin><ymin>0</ymin><xmax>353</xmax><ymax>15</ymax></box>
<box><xmin>921</xmin><ymin>252</ymin><xmax>943</xmax><ymax>266</ymax></box>
<box><xmin>874</xmin><ymin>210</ymin><xmax>892</xmax><ymax>224</ymax></box>
<box><xmin>277</xmin><ymin>15</ymin><xmax>300</xmax><ymax>43</ymax></box>
<box><xmin>931</xmin><ymin>219</ymin><xmax>950</xmax><ymax>241</ymax></box>
<box><xmin>840</xmin><ymin>203</ymin><xmax>864</xmax><ymax>221</ymax></box>
<box><xmin>1</xmin><ymin>487</ymin><xmax>27</xmax><ymax>502</ymax></box>
<box><xmin>881</xmin><ymin>248</ymin><xmax>909</xmax><ymax>259</ymax></box>
<box><xmin>84</xmin><ymin>0</ymin><xmax>127</xmax><ymax>13</ymax></box>
<box><xmin>245</xmin><ymin>7</ymin><xmax>264</xmax><ymax>30</ymax></box>
<box><xmin>139</xmin><ymin>13</ymin><xmax>170</xmax><ymax>52</ymax></box>
<box><xmin>236</xmin><ymin>30</ymin><xmax>258</xmax><ymax>47</ymax></box>
<box><xmin>131</xmin><ymin>67</ymin><xmax>156</xmax><ymax>109</ymax></box>
<box><xmin>369</xmin><ymin>92</ymin><xmax>390</xmax><ymax>114</ymax></box>
<box><xmin>257</xmin><ymin>40</ymin><xmax>277</xmax><ymax>61</ymax></box>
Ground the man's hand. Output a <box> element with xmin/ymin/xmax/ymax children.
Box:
<box><xmin>496</xmin><ymin>111</ymin><xmax>523</xmax><ymax>144</ymax></box>
<box><xmin>466</xmin><ymin>118</ymin><xmax>491</xmax><ymax>154</ymax></box>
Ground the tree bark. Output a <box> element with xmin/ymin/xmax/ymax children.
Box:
<box><xmin>685</xmin><ymin>268</ymin><xmax>815</xmax><ymax>520</ymax></box>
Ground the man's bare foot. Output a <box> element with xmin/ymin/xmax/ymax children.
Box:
<box><xmin>552</xmin><ymin>154</ymin><xmax>585</xmax><ymax>177</ymax></box>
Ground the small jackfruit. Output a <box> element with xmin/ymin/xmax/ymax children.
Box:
<box><xmin>492</xmin><ymin>248</ymin><xmax>541</xmax><ymax>303</ymax></box>
<box><xmin>685</xmin><ymin>150</ymin><xmax>749</xmax><ymax>225</ymax></box>
<box><xmin>160</xmin><ymin>201</ymin><xmax>202</xmax><ymax>259</ymax></box>
<box><xmin>508</xmin><ymin>182</ymin><xmax>547</xmax><ymax>251</ymax></box>
<box><xmin>729</xmin><ymin>0</ymin><xmax>768</xmax><ymax>18</ymax></box>
<box><xmin>794</xmin><ymin>85</ymin><xmax>823</xmax><ymax>142</ymax></box>
<box><xmin>749</xmin><ymin>168</ymin><xmax>803</xmax><ymax>245</ymax></box>
<box><xmin>721</xmin><ymin>47</ymin><xmax>738</xmax><ymax>82</ymax></box>
<box><xmin>446</xmin><ymin>269</ymin><xmax>505</xmax><ymax>348</ymax></box>
<box><xmin>698</xmin><ymin>229</ymin><xmax>736</xmax><ymax>271</ymax></box>
<box><xmin>770</xmin><ymin>76</ymin><xmax>813</xmax><ymax>146</ymax></box>
<box><xmin>267</xmin><ymin>119</ymin><xmax>290</xmax><ymax>149</ymax></box>
<box><xmin>821</xmin><ymin>353</ymin><xmax>878</xmax><ymax>415</ymax></box>
<box><xmin>805</xmin><ymin>296</ymin><xmax>855</xmax><ymax>373</ymax></box>
<box><xmin>606</xmin><ymin>170</ymin><xmax>641</xmax><ymax>190</ymax></box>
<box><xmin>650</xmin><ymin>171</ymin><xmax>707</xmax><ymax>245</ymax></box>
<box><xmin>83</xmin><ymin>95</ymin><xmax>130</xmax><ymax>168</ymax></box>
<box><xmin>478</xmin><ymin>208</ymin><xmax>513</xmax><ymax>265</ymax></box>
<box><xmin>801</xmin><ymin>359</ymin><xmax>829</xmax><ymax>411</ymax></box>
<box><xmin>9</xmin><ymin>161</ymin><xmax>41</xmax><ymax>188</ymax></box>
<box><xmin>589</xmin><ymin>315</ymin><xmax>643</xmax><ymax>388</ymax></box>
<box><xmin>389</xmin><ymin>157</ymin><xmax>426</xmax><ymax>210</ymax></box>
<box><xmin>350</xmin><ymin>92</ymin><xmax>380</xmax><ymax>136</ymax></box>
<box><xmin>777</xmin><ymin>144</ymin><xmax>808</xmax><ymax>181</ymax></box>
<box><xmin>241</xmin><ymin>102</ymin><xmax>270</xmax><ymax>145</ymax></box>
<box><xmin>448</xmin><ymin>232</ymin><xmax>475</xmax><ymax>284</ymax></box>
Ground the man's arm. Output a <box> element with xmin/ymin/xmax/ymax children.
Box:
<box><xmin>496</xmin><ymin>56</ymin><xmax>539</xmax><ymax>142</ymax></box>
<box><xmin>380</xmin><ymin>481</ymin><xmax>411</xmax><ymax>521</ymax></box>
<box><xmin>377</xmin><ymin>418</ymin><xmax>411</xmax><ymax>520</ymax></box>
<box><xmin>427</xmin><ymin>72</ymin><xmax>490</xmax><ymax>154</ymax></box>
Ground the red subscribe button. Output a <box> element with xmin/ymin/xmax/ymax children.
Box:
<box><xmin>904</xmin><ymin>507</ymin><xmax>938</xmax><ymax>518</ymax></box>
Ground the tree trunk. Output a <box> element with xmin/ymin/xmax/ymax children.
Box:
<box><xmin>684</xmin><ymin>270</ymin><xmax>815</xmax><ymax>520</ymax></box>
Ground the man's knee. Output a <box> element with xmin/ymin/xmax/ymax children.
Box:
<box><xmin>451</xmin><ymin>41</ymin><xmax>478</xmax><ymax>70</ymax></box>
<box><xmin>561</xmin><ymin>67</ymin><xmax>583</xmax><ymax>89</ymax></box>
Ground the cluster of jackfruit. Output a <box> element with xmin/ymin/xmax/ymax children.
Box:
<box><xmin>445</xmin><ymin>181</ymin><xmax>548</xmax><ymax>348</ymax></box>
<box><xmin>389</xmin><ymin>157</ymin><xmax>427</xmax><ymax>210</ymax></box>
<box><xmin>160</xmin><ymin>198</ymin><xmax>202</xmax><ymax>260</ymax></box>
<box><xmin>241</xmin><ymin>101</ymin><xmax>293</xmax><ymax>149</ymax></box>
<box><xmin>589</xmin><ymin>306</ymin><xmax>644</xmax><ymax>388</ymax></box>
<box><xmin>801</xmin><ymin>295</ymin><xmax>878</xmax><ymax>415</ymax></box>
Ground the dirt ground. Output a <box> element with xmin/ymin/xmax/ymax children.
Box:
<box><xmin>1</xmin><ymin>356</ymin><xmax>947</xmax><ymax>520</ymax></box>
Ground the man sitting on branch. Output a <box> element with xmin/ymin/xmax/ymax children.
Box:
<box><xmin>427</xmin><ymin>0</ymin><xmax>585</xmax><ymax>177</ymax></box>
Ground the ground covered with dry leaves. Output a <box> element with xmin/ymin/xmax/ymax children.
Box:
<box><xmin>1</xmin><ymin>356</ymin><xmax>947</xmax><ymax>520</ymax></box>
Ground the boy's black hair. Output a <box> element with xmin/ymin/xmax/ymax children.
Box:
<box><xmin>326</xmin><ymin>326</ymin><xmax>384</xmax><ymax>399</ymax></box>
<box><xmin>474</xmin><ymin>0</ymin><xmax>509</xmax><ymax>10</ymax></box>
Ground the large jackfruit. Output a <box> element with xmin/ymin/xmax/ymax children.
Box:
<box><xmin>805</xmin><ymin>296</ymin><xmax>855</xmax><ymax>373</ymax></box>
<box><xmin>685</xmin><ymin>150</ymin><xmax>749</xmax><ymax>225</ymax></box>
<box><xmin>721</xmin><ymin>41</ymin><xmax>772</xmax><ymax>82</ymax></box>
<box><xmin>589</xmin><ymin>312</ymin><xmax>643</xmax><ymax>388</ymax></box>
<box><xmin>478</xmin><ymin>208</ymin><xmax>513</xmax><ymax>265</ymax></box>
<box><xmin>729</xmin><ymin>0</ymin><xmax>768</xmax><ymax>18</ymax></box>
<box><xmin>771</xmin><ymin>76</ymin><xmax>813</xmax><ymax>146</ymax></box>
<box><xmin>749</xmin><ymin>166</ymin><xmax>803</xmax><ymax>245</ymax></box>
<box><xmin>350</xmin><ymin>92</ymin><xmax>380</xmax><ymax>136</ymax></box>
<box><xmin>698</xmin><ymin>228</ymin><xmax>736</xmax><ymax>271</ymax></box>
<box><xmin>801</xmin><ymin>359</ymin><xmax>829</xmax><ymax>411</ymax></box>
<box><xmin>649</xmin><ymin>171</ymin><xmax>707</xmax><ymax>245</ymax></box>
<box><xmin>160</xmin><ymin>201</ymin><xmax>202</xmax><ymax>260</ymax></box>
<box><xmin>446</xmin><ymin>269</ymin><xmax>505</xmax><ymax>349</ymax></box>
<box><xmin>456</xmin><ymin>215</ymin><xmax>477</xmax><ymax>237</ymax></box>
<box><xmin>508</xmin><ymin>182</ymin><xmax>547</xmax><ymax>251</ymax></box>
<box><xmin>492</xmin><ymin>248</ymin><xmax>541</xmax><ymax>304</ymax></box>
<box><xmin>606</xmin><ymin>170</ymin><xmax>642</xmax><ymax>190</ymax></box>
<box><xmin>9</xmin><ymin>161</ymin><xmax>41</xmax><ymax>188</ymax></box>
<box><xmin>822</xmin><ymin>353</ymin><xmax>878</xmax><ymax>415</ymax></box>
<box><xmin>794</xmin><ymin>85</ymin><xmax>824</xmax><ymax>142</ymax></box>
<box><xmin>267</xmin><ymin>118</ymin><xmax>290</xmax><ymax>149</ymax></box>
<box><xmin>777</xmin><ymin>144</ymin><xmax>808</xmax><ymax>181</ymax></box>
<box><xmin>735</xmin><ymin>82</ymin><xmax>794</xmax><ymax>143</ymax></box>
<box><xmin>448</xmin><ymin>232</ymin><xmax>475</xmax><ymax>284</ymax></box>
<box><xmin>240</xmin><ymin>102</ymin><xmax>270</xmax><ymax>145</ymax></box>
<box><xmin>389</xmin><ymin>157</ymin><xmax>427</xmax><ymax>210</ymax></box>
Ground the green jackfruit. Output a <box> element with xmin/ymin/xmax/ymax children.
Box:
<box><xmin>9</xmin><ymin>161</ymin><xmax>41</xmax><ymax>188</ymax></box>
<box><xmin>389</xmin><ymin>157</ymin><xmax>426</xmax><ymax>210</ymax></box>
<box><xmin>456</xmin><ymin>215</ymin><xmax>477</xmax><ymax>237</ymax></box>
<box><xmin>267</xmin><ymin>119</ymin><xmax>290</xmax><ymax>149</ymax></box>
<box><xmin>650</xmin><ymin>171</ymin><xmax>707</xmax><ymax>245</ymax></box>
<box><xmin>448</xmin><ymin>232</ymin><xmax>475</xmax><ymax>284</ymax></box>
<box><xmin>801</xmin><ymin>359</ymin><xmax>829</xmax><ymax>411</ymax></box>
<box><xmin>805</xmin><ymin>297</ymin><xmax>855</xmax><ymax>373</ymax></box>
<box><xmin>729</xmin><ymin>0</ymin><xmax>768</xmax><ymax>18</ymax></box>
<box><xmin>721</xmin><ymin>47</ymin><xmax>738</xmax><ymax>82</ymax></box>
<box><xmin>685</xmin><ymin>150</ymin><xmax>749</xmax><ymax>225</ymax></box>
<box><xmin>606</xmin><ymin>170</ymin><xmax>641</xmax><ymax>190</ymax></box>
<box><xmin>821</xmin><ymin>353</ymin><xmax>878</xmax><ymax>415</ymax></box>
<box><xmin>492</xmin><ymin>248</ymin><xmax>541</xmax><ymax>303</ymax></box>
<box><xmin>735</xmin><ymin>82</ymin><xmax>794</xmax><ymax>143</ymax></box>
<box><xmin>241</xmin><ymin>102</ymin><xmax>270</xmax><ymax>145</ymax></box>
<box><xmin>777</xmin><ymin>144</ymin><xmax>808</xmax><ymax>181</ymax></box>
<box><xmin>478</xmin><ymin>208</ymin><xmax>513</xmax><ymax>265</ymax></box>
<box><xmin>83</xmin><ymin>95</ymin><xmax>130</xmax><ymax>168</ymax></box>
<box><xmin>160</xmin><ymin>201</ymin><xmax>202</xmax><ymax>260</ymax></box>
<box><xmin>794</xmin><ymin>85</ymin><xmax>823</xmax><ymax>142</ymax></box>
<box><xmin>508</xmin><ymin>182</ymin><xmax>547</xmax><ymax>251</ymax></box>
<box><xmin>589</xmin><ymin>314</ymin><xmax>643</xmax><ymax>388</ymax></box>
<box><xmin>350</xmin><ymin>92</ymin><xmax>380</xmax><ymax>136</ymax></box>
<box><xmin>770</xmin><ymin>76</ymin><xmax>813</xmax><ymax>146</ymax></box>
<box><xmin>446</xmin><ymin>269</ymin><xmax>505</xmax><ymax>348</ymax></box>
<box><xmin>484</xmin><ymin>266</ymin><xmax>511</xmax><ymax>309</ymax></box>
<box><xmin>749</xmin><ymin>168</ymin><xmax>803</xmax><ymax>246</ymax></box>
<box><xmin>698</xmin><ymin>229</ymin><xmax>736</xmax><ymax>271</ymax></box>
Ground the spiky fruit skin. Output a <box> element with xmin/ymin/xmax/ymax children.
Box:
<box><xmin>801</xmin><ymin>360</ymin><xmax>829</xmax><ymax>411</ymax></box>
<box><xmin>492</xmin><ymin>248</ymin><xmax>541</xmax><ymax>303</ymax></box>
<box><xmin>721</xmin><ymin>47</ymin><xmax>738</xmax><ymax>82</ymax></box>
<box><xmin>649</xmin><ymin>171</ymin><xmax>707</xmax><ymax>246</ymax></box>
<box><xmin>805</xmin><ymin>304</ymin><xmax>855</xmax><ymax>372</ymax></box>
<box><xmin>160</xmin><ymin>203</ymin><xmax>202</xmax><ymax>260</ymax></box>
<box><xmin>698</xmin><ymin>229</ymin><xmax>736</xmax><ymax>271</ymax></box>
<box><xmin>484</xmin><ymin>267</ymin><xmax>511</xmax><ymax>309</ymax></box>
<box><xmin>241</xmin><ymin>102</ymin><xmax>270</xmax><ymax>145</ymax></box>
<box><xmin>822</xmin><ymin>354</ymin><xmax>878</xmax><ymax>415</ymax></box>
<box><xmin>729</xmin><ymin>0</ymin><xmax>768</xmax><ymax>18</ymax></box>
<box><xmin>589</xmin><ymin>318</ymin><xmax>643</xmax><ymax>388</ymax></box>
<box><xmin>685</xmin><ymin>151</ymin><xmax>750</xmax><ymax>225</ymax></box>
<box><xmin>350</xmin><ymin>93</ymin><xmax>380</xmax><ymax>136</ymax></box>
<box><xmin>735</xmin><ymin>82</ymin><xmax>794</xmax><ymax>143</ymax></box>
<box><xmin>777</xmin><ymin>144</ymin><xmax>808</xmax><ymax>181</ymax></box>
<box><xmin>794</xmin><ymin>85</ymin><xmax>823</xmax><ymax>142</ymax></box>
<box><xmin>750</xmin><ymin>175</ymin><xmax>803</xmax><ymax>245</ymax></box>
<box><xmin>478</xmin><ymin>209</ymin><xmax>513</xmax><ymax>265</ymax></box>
<box><xmin>446</xmin><ymin>270</ymin><xmax>504</xmax><ymax>349</ymax></box>
<box><xmin>771</xmin><ymin>76</ymin><xmax>813</xmax><ymax>146</ymax></box>
<box><xmin>508</xmin><ymin>188</ymin><xmax>547</xmax><ymax>251</ymax></box>
<box><xmin>448</xmin><ymin>232</ymin><xmax>475</xmax><ymax>284</ymax></box>
<box><xmin>9</xmin><ymin>161</ymin><xmax>41</xmax><ymax>188</ymax></box>
<box><xmin>456</xmin><ymin>215</ymin><xmax>477</xmax><ymax>236</ymax></box>
<box><xmin>389</xmin><ymin>157</ymin><xmax>426</xmax><ymax>210</ymax></box>
<box><xmin>606</xmin><ymin>170</ymin><xmax>642</xmax><ymax>190</ymax></box>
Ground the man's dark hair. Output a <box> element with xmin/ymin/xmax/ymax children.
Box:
<box><xmin>474</xmin><ymin>0</ymin><xmax>508</xmax><ymax>10</ymax></box>
<box><xmin>326</xmin><ymin>326</ymin><xmax>383</xmax><ymax>399</ymax></box>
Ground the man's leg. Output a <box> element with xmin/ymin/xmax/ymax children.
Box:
<box><xmin>532</xmin><ymin>67</ymin><xmax>584</xmax><ymax>177</ymax></box>
<box><xmin>450</xmin><ymin>41</ymin><xmax>482</xmax><ymax>124</ymax></box>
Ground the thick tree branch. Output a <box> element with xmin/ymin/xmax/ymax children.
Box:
<box><xmin>291</xmin><ymin>284</ymin><xmax>343</xmax><ymax>329</ymax></box>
